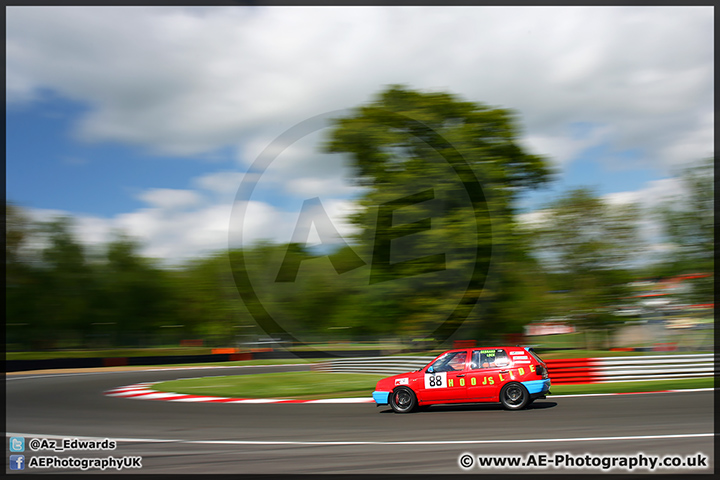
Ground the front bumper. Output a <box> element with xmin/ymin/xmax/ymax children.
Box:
<box><xmin>373</xmin><ymin>391</ymin><xmax>390</xmax><ymax>405</ymax></box>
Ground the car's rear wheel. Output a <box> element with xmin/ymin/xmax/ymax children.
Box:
<box><xmin>389</xmin><ymin>386</ymin><xmax>417</xmax><ymax>413</ymax></box>
<box><xmin>500</xmin><ymin>382</ymin><xmax>529</xmax><ymax>410</ymax></box>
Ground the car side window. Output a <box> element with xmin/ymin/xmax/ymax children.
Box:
<box><xmin>447</xmin><ymin>351</ymin><xmax>467</xmax><ymax>371</ymax></box>
<box><xmin>494</xmin><ymin>349</ymin><xmax>510</xmax><ymax>367</ymax></box>
<box><xmin>471</xmin><ymin>349</ymin><xmax>510</xmax><ymax>369</ymax></box>
<box><xmin>429</xmin><ymin>351</ymin><xmax>467</xmax><ymax>372</ymax></box>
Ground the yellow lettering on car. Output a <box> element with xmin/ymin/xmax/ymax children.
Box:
<box><xmin>482</xmin><ymin>377</ymin><xmax>487</xmax><ymax>385</ymax></box>
<box><xmin>530</xmin><ymin>365</ymin><xmax>535</xmax><ymax>373</ymax></box>
<box><xmin>460</xmin><ymin>378</ymin><xmax>465</xmax><ymax>387</ymax></box>
<box><xmin>519</xmin><ymin>367</ymin><xmax>525</xmax><ymax>376</ymax></box>
<box><xmin>488</xmin><ymin>377</ymin><xmax>494</xmax><ymax>385</ymax></box>
<box><xmin>471</xmin><ymin>377</ymin><xmax>476</xmax><ymax>386</ymax></box>
<box><xmin>448</xmin><ymin>378</ymin><xmax>454</xmax><ymax>387</ymax></box>
<box><xmin>499</xmin><ymin>373</ymin><xmax>505</xmax><ymax>382</ymax></box>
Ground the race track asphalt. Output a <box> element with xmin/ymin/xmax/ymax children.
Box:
<box><xmin>5</xmin><ymin>364</ymin><xmax>715</xmax><ymax>474</ymax></box>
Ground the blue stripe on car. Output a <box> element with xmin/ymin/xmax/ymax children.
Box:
<box><xmin>521</xmin><ymin>379</ymin><xmax>551</xmax><ymax>394</ymax></box>
<box><xmin>373</xmin><ymin>391</ymin><xmax>390</xmax><ymax>405</ymax></box>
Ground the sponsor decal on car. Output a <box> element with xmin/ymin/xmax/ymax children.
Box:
<box><xmin>395</xmin><ymin>378</ymin><xmax>409</xmax><ymax>386</ymax></box>
<box><xmin>424</xmin><ymin>372</ymin><xmax>448</xmax><ymax>389</ymax></box>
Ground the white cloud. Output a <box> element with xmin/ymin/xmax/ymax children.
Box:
<box><xmin>602</xmin><ymin>178</ymin><xmax>684</xmax><ymax>209</ymax></box>
<box><xmin>6</xmin><ymin>6</ymin><xmax>713</xmax><ymax>264</ymax></box>
<box><xmin>137</xmin><ymin>188</ymin><xmax>203</xmax><ymax>210</ymax></box>
<box><xmin>194</xmin><ymin>171</ymin><xmax>246</xmax><ymax>196</ymax></box>
<box><xmin>74</xmin><ymin>215</ymin><xmax>114</xmax><ymax>246</ymax></box>
<box><xmin>315</xmin><ymin>198</ymin><xmax>363</xmax><ymax>241</ymax></box>
<box><xmin>520</xmin><ymin>177</ymin><xmax>685</xmax><ymax>226</ymax></box>
<box><xmin>22</xmin><ymin>168</ymin><xmax>695</xmax><ymax>266</ymax></box>
<box><xmin>602</xmin><ymin>177</ymin><xmax>695</xmax><ymax>262</ymax></box>
<box><xmin>523</xmin><ymin>124</ymin><xmax>613</xmax><ymax>166</ymax></box>
<box><xmin>6</xmin><ymin>6</ymin><xmax>712</xmax><ymax>174</ymax></box>
<box><xmin>516</xmin><ymin>210</ymin><xmax>550</xmax><ymax>227</ymax></box>
<box><xmin>519</xmin><ymin>176</ymin><xmax>694</xmax><ymax>265</ymax></box>
<box><xmin>231</xmin><ymin>197</ymin><xmax>361</xmax><ymax>249</ymax></box>
<box><xmin>285</xmin><ymin>177</ymin><xmax>364</xmax><ymax>199</ymax></box>
<box><xmin>22</xmin><ymin>177</ymin><xmax>362</xmax><ymax>264</ymax></box>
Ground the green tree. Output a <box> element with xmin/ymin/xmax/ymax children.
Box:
<box><xmin>524</xmin><ymin>187</ymin><xmax>643</xmax><ymax>344</ymax></box>
<box><xmin>324</xmin><ymin>85</ymin><xmax>553</xmax><ymax>341</ymax></box>
<box><xmin>5</xmin><ymin>202</ymin><xmax>42</xmax><ymax>348</ymax></box>
<box><xmin>31</xmin><ymin>217</ymin><xmax>96</xmax><ymax>347</ymax></box>
<box><xmin>478</xmin><ymin>223</ymin><xmax>557</xmax><ymax>338</ymax></box>
<box><xmin>654</xmin><ymin>158</ymin><xmax>714</xmax><ymax>303</ymax></box>
<box><xmin>528</xmin><ymin>188</ymin><xmax>644</xmax><ymax>278</ymax></box>
<box><xmin>172</xmin><ymin>252</ymin><xmax>255</xmax><ymax>346</ymax></box>
<box><xmin>95</xmin><ymin>232</ymin><xmax>176</xmax><ymax>346</ymax></box>
<box><xmin>6</xmin><ymin>202</ymin><xmax>31</xmax><ymax>265</ymax></box>
<box><xmin>232</xmin><ymin>242</ymin><xmax>359</xmax><ymax>342</ymax></box>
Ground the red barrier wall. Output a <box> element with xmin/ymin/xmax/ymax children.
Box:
<box><xmin>544</xmin><ymin>358</ymin><xmax>600</xmax><ymax>384</ymax></box>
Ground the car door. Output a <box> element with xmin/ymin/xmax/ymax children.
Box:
<box><xmin>417</xmin><ymin>350</ymin><xmax>469</xmax><ymax>404</ymax></box>
<box><xmin>465</xmin><ymin>348</ymin><xmax>513</xmax><ymax>401</ymax></box>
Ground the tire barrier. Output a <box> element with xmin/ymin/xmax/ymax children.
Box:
<box><xmin>316</xmin><ymin>354</ymin><xmax>716</xmax><ymax>385</ymax></box>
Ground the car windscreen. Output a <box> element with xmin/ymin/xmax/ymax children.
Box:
<box><xmin>429</xmin><ymin>351</ymin><xmax>467</xmax><ymax>372</ymax></box>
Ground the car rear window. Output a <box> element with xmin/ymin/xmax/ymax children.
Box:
<box><xmin>526</xmin><ymin>348</ymin><xmax>544</xmax><ymax>364</ymax></box>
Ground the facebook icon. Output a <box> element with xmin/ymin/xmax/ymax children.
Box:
<box><xmin>9</xmin><ymin>455</ymin><xmax>25</xmax><ymax>470</ymax></box>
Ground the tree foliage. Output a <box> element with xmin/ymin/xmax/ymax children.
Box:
<box><xmin>323</xmin><ymin>85</ymin><xmax>553</xmax><ymax>340</ymax></box>
<box><xmin>653</xmin><ymin>157</ymin><xmax>714</xmax><ymax>303</ymax></box>
<box><xmin>655</xmin><ymin>158</ymin><xmax>714</xmax><ymax>269</ymax></box>
<box><xmin>524</xmin><ymin>187</ymin><xmax>643</xmax><ymax>332</ymax></box>
<box><xmin>4</xmin><ymin>88</ymin><xmax>710</xmax><ymax>351</ymax></box>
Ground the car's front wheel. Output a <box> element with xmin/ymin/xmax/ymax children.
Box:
<box><xmin>499</xmin><ymin>382</ymin><xmax>529</xmax><ymax>410</ymax></box>
<box><xmin>389</xmin><ymin>386</ymin><xmax>417</xmax><ymax>413</ymax></box>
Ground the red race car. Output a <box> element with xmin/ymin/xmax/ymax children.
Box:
<box><xmin>373</xmin><ymin>346</ymin><xmax>551</xmax><ymax>413</ymax></box>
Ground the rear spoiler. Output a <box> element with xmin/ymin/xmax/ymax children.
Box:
<box><xmin>517</xmin><ymin>345</ymin><xmax>545</xmax><ymax>361</ymax></box>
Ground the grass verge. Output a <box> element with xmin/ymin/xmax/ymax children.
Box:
<box><xmin>551</xmin><ymin>377</ymin><xmax>713</xmax><ymax>395</ymax></box>
<box><xmin>153</xmin><ymin>372</ymin><xmax>714</xmax><ymax>400</ymax></box>
<box><xmin>155</xmin><ymin>372</ymin><xmax>387</xmax><ymax>400</ymax></box>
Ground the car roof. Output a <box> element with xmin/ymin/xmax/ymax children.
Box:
<box><xmin>439</xmin><ymin>346</ymin><xmax>524</xmax><ymax>354</ymax></box>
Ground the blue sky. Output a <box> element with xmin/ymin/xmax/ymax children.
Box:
<box><xmin>8</xmin><ymin>100</ymin><xmax>654</xmax><ymax>216</ymax></box>
<box><xmin>6</xmin><ymin>6</ymin><xmax>713</xmax><ymax>263</ymax></box>
<box><xmin>7</xmin><ymin>96</ymin><xmax>237</xmax><ymax>216</ymax></box>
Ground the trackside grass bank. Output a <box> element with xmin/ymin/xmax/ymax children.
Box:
<box><xmin>156</xmin><ymin>372</ymin><xmax>387</xmax><ymax>400</ymax></box>
<box><xmin>153</xmin><ymin>372</ymin><xmax>714</xmax><ymax>400</ymax></box>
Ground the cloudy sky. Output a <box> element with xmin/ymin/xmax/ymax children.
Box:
<box><xmin>6</xmin><ymin>6</ymin><xmax>713</xmax><ymax>263</ymax></box>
